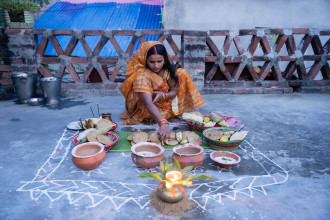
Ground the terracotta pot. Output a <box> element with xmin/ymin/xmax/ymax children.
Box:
<box><xmin>210</xmin><ymin>151</ymin><xmax>241</xmax><ymax>168</ymax></box>
<box><xmin>71</xmin><ymin>142</ymin><xmax>106</xmax><ymax>170</ymax></box>
<box><xmin>172</xmin><ymin>144</ymin><xmax>205</xmax><ymax>169</ymax></box>
<box><xmin>156</xmin><ymin>184</ymin><xmax>185</xmax><ymax>203</ymax></box>
<box><xmin>131</xmin><ymin>142</ymin><xmax>165</xmax><ymax>169</ymax></box>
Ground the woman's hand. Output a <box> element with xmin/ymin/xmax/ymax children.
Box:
<box><xmin>152</xmin><ymin>91</ymin><xmax>164</xmax><ymax>103</ymax></box>
<box><xmin>158</xmin><ymin>123</ymin><xmax>170</xmax><ymax>142</ymax></box>
<box><xmin>137</xmin><ymin>92</ymin><xmax>171</xmax><ymax>142</ymax></box>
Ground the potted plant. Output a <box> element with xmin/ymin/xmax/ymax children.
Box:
<box><xmin>138</xmin><ymin>158</ymin><xmax>216</xmax><ymax>203</ymax></box>
<box><xmin>0</xmin><ymin>0</ymin><xmax>40</xmax><ymax>29</ymax></box>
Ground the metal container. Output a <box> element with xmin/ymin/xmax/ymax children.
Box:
<box><xmin>11</xmin><ymin>72</ymin><xmax>37</xmax><ymax>103</ymax></box>
<box><xmin>101</xmin><ymin>113</ymin><xmax>112</xmax><ymax>121</ymax></box>
<box><xmin>27</xmin><ymin>98</ymin><xmax>44</xmax><ymax>106</ymax></box>
<box><xmin>40</xmin><ymin>77</ymin><xmax>62</xmax><ymax>103</ymax></box>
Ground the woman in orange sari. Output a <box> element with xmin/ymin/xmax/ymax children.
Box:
<box><xmin>119</xmin><ymin>41</ymin><xmax>205</xmax><ymax>141</ymax></box>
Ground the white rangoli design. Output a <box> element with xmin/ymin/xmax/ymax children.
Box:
<box><xmin>17</xmin><ymin>129</ymin><xmax>288</xmax><ymax>210</ymax></box>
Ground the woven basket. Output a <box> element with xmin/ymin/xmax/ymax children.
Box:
<box><xmin>202</xmin><ymin>127</ymin><xmax>244</xmax><ymax>151</ymax></box>
<box><xmin>72</xmin><ymin>131</ymin><xmax>119</xmax><ymax>152</ymax></box>
<box><xmin>185</xmin><ymin>120</ymin><xmax>219</xmax><ymax>132</ymax></box>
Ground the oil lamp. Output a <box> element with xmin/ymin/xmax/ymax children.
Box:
<box><xmin>137</xmin><ymin>158</ymin><xmax>216</xmax><ymax>204</ymax></box>
<box><xmin>165</xmin><ymin>171</ymin><xmax>182</xmax><ymax>186</ymax></box>
<box><xmin>156</xmin><ymin>170</ymin><xmax>185</xmax><ymax>203</ymax></box>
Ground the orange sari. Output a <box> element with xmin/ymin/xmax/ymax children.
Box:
<box><xmin>119</xmin><ymin>41</ymin><xmax>205</xmax><ymax>125</ymax></box>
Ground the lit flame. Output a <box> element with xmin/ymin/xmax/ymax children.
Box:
<box><xmin>165</xmin><ymin>171</ymin><xmax>182</xmax><ymax>189</ymax></box>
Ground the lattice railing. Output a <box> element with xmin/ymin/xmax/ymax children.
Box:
<box><xmin>32</xmin><ymin>29</ymin><xmax>183</xmax><ymax>82</ymax></box>
<box><xmin>4</xmin><ymin>28</ymin><xmax>330</xmax><ymax>85</ymax></box>
<box><xmin>205</xmin><ymin>28</ymin><xmax>330</xmax><ymax>82</ymax></box>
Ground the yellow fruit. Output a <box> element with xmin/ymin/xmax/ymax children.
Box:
<box><xmin>219</xmin><ymin>136</ymin><xmax>229</xmax><ymax>142</ymax></box>
<box><xmin>203</xmin><ymin>117</ymin><xmax>211</xmax><ymax>123</ymax></box>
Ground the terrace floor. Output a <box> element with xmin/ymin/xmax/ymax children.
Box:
<box><xmin>0</xmin><ymin>93</ymin><xmax>329</xmax><ymax>219</ymax></box>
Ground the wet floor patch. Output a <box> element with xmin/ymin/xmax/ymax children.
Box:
<box><xmin>37</xmin><ymin>98</ymin><xmax>89</xmax><ymax>110</ymax></box>
<box><xmin>10</xmin><ymin>117</ymin><xmax>22</xmax><ymax>122</ymax></box>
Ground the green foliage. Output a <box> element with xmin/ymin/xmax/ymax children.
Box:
<box><xmin>184</xmin><ymin>175</ymin><xmax>216</xmax><ymax>181</ymax></box>
<box><xmin>137</xmin><ymin>172</ymin><xmax>164</xmax><ymax>182</ymax></box>
<box><xmin>137</xmin><ymin>158</ymin><xmax>216</xmax><ymax>187</ymax></box>
<box><xmin>35</xmin><ymin>0</ymin><xmax>49</xmax><ymax>7</ymax></box>
<box><xmin>258</xmin><ymin>34</ymin><xmax>279</xmax><ymax>49</ymax></box>
<box><xmin>0</xmin><ymin>0</ymin><xmax>40</xmax><ymax>17</ymax></box>
<box><xmin>180</xmin><ymin>166</ymin><xmax>193</xmax><ymax>174</ymax></box>
<box><xmin>44</xmin><ymin>64</ymin><xmax>56</xmax><ymax>73</ymax></box>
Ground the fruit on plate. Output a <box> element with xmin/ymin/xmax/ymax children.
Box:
<box><xmin>203</xmin><ymin>117</ymin><xmax>211</xmax><ymax>123</ymax></box>
<box><xmin>80</xmin><ymin>118</ymin><xmax>101</xmax><ymax>129</ymax></box>
<box><xmin>205</xmin><ymin>129</ymin><xmax>248</xmax><ymax>142</ymax></box>
<box><xmin>209</xmin><ymin>112</ymin><xmax>229</xmax><ymax>127</ymax></box>
<box><xmin>229</xmin><ymin>131</ymin><xmax>248</xmax><ymax>141</ymax></box>
<box><xmin>219</xmin><ymin>136</ymin><xmax>229</xmax><ymax>142</ymax></box>
<box><xmin>190</xmin><ymin>111</ymin><xmax>204</xmax><ymax>118</ymax></box>
<box><xmin>204</xmin><ymin>121</ymin><xmax>216</xmax><ymax>127</ymax></box>
<box><xmin>77</xmin><ymin>124</ymin><xmax>115</xmax><ymax>144</ymax></box>
<box><xmin>77</xmin><ymin>128</ymin><xmax>97</xmax><ymax>144</ymax></box>
<box><xmin>79</xmin><ymin>118</ymin><xmax>114</xmax><ymax>130</ymax></box>
<box><xmin>182</xmin><ymin>112</ymin><xmax>203</xmax><ymax>123</ymax></box>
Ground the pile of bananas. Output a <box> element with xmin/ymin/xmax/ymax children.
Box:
<box><xmin>182</xmin><ymin>111</ymin><xmax>229</xmax><ymax>127</ymax></box>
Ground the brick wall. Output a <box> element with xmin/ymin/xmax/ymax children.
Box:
<box><xmin>0</xmin><ymin>28</ymin><xmax>14</xmax><ymax>99</ymax></box>
<box><xmin>6</xmin><ymin>29</ymin><xmax>37</xmax><ymax>74</ymax></box>
<box><xmin>182</xmin><ymin>31</ymin><xmax>206</xmax><ymax>91</ymax></box>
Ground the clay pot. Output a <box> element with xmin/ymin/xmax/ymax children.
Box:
<box><xmin>156</xmin><ymin>184</ymin><xmax>185</xmax><ymax>203</ymax></box>
<box><xmin>71</xmin><ymin>142</ymin><xmax>106</xmax><ymax>170</ymax></box>
<box><xmin>131</xmin><ymin>142</ymin><xmax>165</xmax><ymax>169</ymax></box>
<box><xmin>172</xmin><ymin>144</ymin><xmax>205</xmax><ymax>169</ymax></box>
<box><xmin>210</xmin><ymin>151</ymin><xmax>241</xmax><ymax>168</ymax></box>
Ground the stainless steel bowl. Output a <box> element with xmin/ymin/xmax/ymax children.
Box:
<box><xmin>28</xmin><ymin>98</ymin><xmax>44</xmax><ymax>106</ymax></box>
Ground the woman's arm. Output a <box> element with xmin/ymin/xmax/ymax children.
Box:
<box><xmin>166</xmin><ymin>78</ymin><xmax>178</xmax><ymax>100</ymax></box>
<box><xmin>152</xmin><ymin>78</ymin><xmax>178</xmax><ymax>103</ymax></box>
<box><xmin>137</xmin><ymin>92</ymin><xmax>171</xmax><ymax>141</ymax></box>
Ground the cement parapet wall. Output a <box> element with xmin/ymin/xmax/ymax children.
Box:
<box><xmin>0</xmin><ymin>28</ymin><xmax>329</xmax><ymax>98</ymax></box>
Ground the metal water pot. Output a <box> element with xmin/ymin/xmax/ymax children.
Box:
<box><xmin>40</xmin><ymin>77</ymin><xmax>62</xmax><ymax>103</ymax></box>
<box><xmin>10</xmin><ymin>72</ymin><xmax>37</xmax><ymax>103</ymax></box>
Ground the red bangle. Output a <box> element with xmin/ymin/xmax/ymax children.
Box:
<box><xmin>158</xmin><ymin>119</ymin><xmax>168</xmax><ymax>126</ymax></box>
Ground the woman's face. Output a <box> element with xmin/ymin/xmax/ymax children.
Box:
<box><xmin>146</xmin><ymin>54</ymin><xmax>165</xmax><ymax>73</ymax></box>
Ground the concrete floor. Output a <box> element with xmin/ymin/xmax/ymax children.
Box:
<box><xmin>0</xmin><ymin>93</ymin><xmax>329</xmax><ymax>220</ymax></box>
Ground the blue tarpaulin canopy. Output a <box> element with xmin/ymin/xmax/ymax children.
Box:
<box><xmin>34</xmin><ymin>1</ymin><xmax>162</xmax><ymax>56</ymax></box>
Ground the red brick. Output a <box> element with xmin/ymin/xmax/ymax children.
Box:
<box><xmin>53</xmin><ymin>29</ymin><xmax>74</xmax><ymax>35</ymax></box>
<box><xmin>0</xmin><ymin>65</ymin><xmax>12</xmax><ymax>72</ymax></box>
<box><xmin>184</xmin><ymin>64</ymin><xmax>204</xmax><ymax>70</ymax></box>
<box><xmin>10</xmin><ymin>58</ymin><xmax>24</xmax><ymax>64</ymax></box>
<box><xmin>0</xmin><ymin>78</ymin><xmax>13</xmax><ymax>86</ymax></box>
<box><xmin>292</xmin><ymin>28</ymin><xmax>309</xmax><ymax>34</ymax></box>
<box><xmin>1</xmin><ymin>72</ymin><xmax>12</xmax><ymax>78</ymax></box>
<box><xmin>209</xmin><ymin>30</ymin><xmax>229</xmax><ymax>36</ymax></box>
<box><xmin>5</xmin><ymin>29</ymin><xmax>21</xmax><ymax>35</ymax></box>
<box><xmin>184</xmin><ymin>38</ymin><xmax>195</xmax><ymax>43</ymax></box>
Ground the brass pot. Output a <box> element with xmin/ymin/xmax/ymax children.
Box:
<box><xmin>156</xmin><ymin>184</ymin><xmax>185</xmax><ymax>203</ymax></box>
